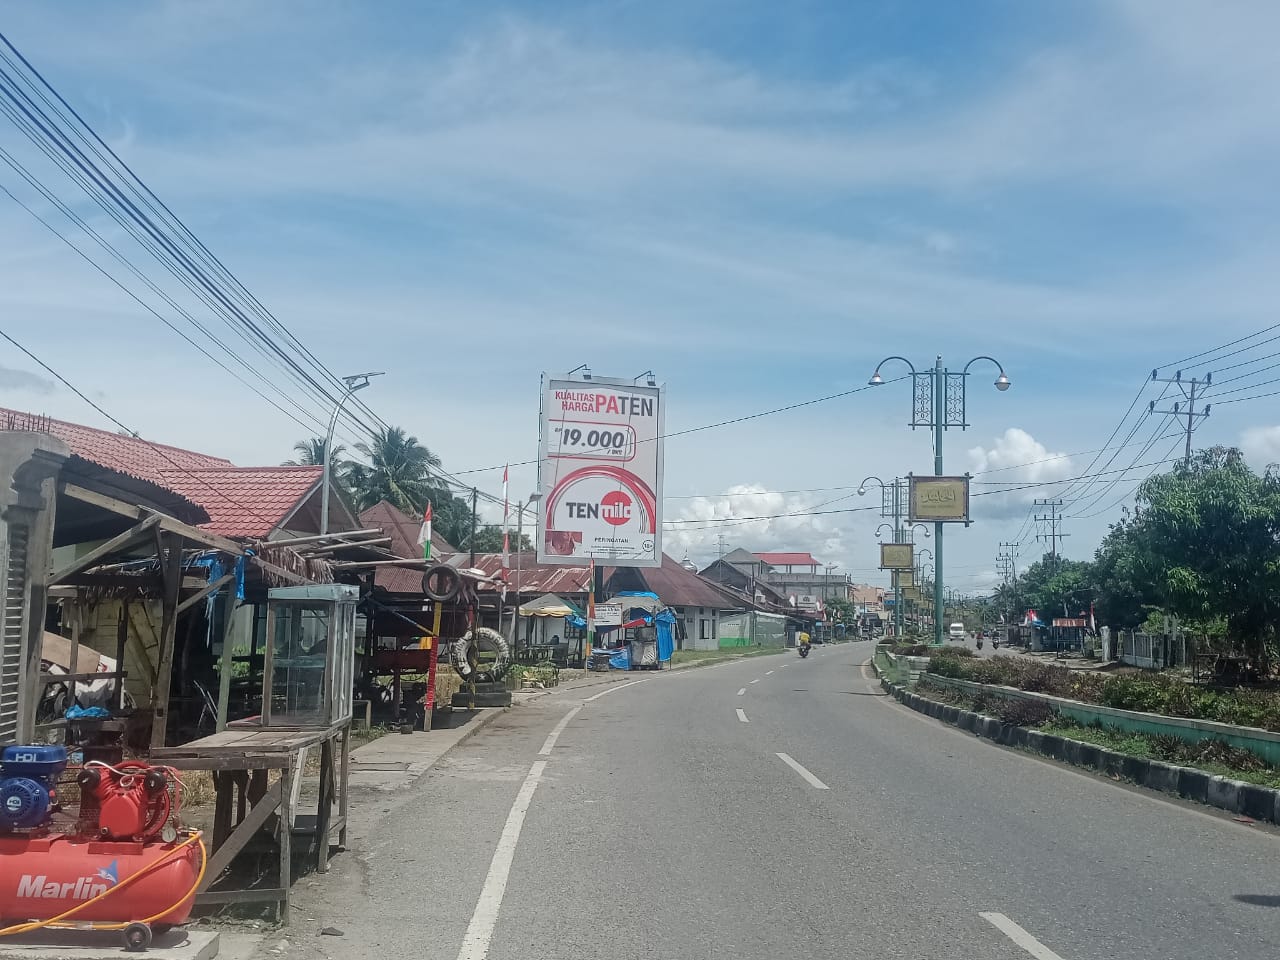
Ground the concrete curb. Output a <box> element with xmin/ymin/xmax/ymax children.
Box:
<box><xmin>879</xmin><ymin>674</ymin><xmax>1279</xmax><ymax>824</ymax></box>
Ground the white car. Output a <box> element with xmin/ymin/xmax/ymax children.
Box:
<box><xmin>948</xmin><ymin>623</ymin><xmax>966</xmax><ymax>641</ymax></box>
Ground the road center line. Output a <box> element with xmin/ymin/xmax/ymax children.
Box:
<box><xmin>583</xmin><ymin>678</ymin><xmax>647</xmax><ymax>702</ymax></box>
<box><xmin>979</xmin><ymin>912</ymin><xmax>1067</xmax><ymax>960</ymax></box>
<box><xmin>736</xmin><ymin>687</ymin><xmax>746</xmax><ymax>696</ymax></box>
<box><xmin>736</xmin><ymin>708</ymin><xmax>749</xmax><ymax>723</ymax></box>
<box><xmin>765</xmin><ymin>670</ymin><xmax>774</xmax><ymax>675</ymax></box>
<box><xmin>538</xmin><ymin>706</ymin><xmax>582</xmax><ymax>756</ymax></box>
<box><xmin>749</xmin><ymin>678</ymin><xmax>761</xmax><ymax>684</ymax></box>
<box><xmin>775</xmin><ymin>752</ymin><xmax>829</xmax><ymax>789</ymax></box>
<box><xmin>455</xmin><ymin>759</ymin><xmax>546</xmax><ymax>960</ymax></box>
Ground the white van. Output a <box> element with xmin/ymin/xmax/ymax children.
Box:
<box><xmin>948</xmin><ymin>623</ymin><xmax>966</xmax><ymax>640</ymax></box>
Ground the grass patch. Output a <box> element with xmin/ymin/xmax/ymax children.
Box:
<box><xmin>1040</xmin><ymin>719</ymin><xmax>1280</xmax><ymax>789</ymax></box>
<box><xmin>915</xmin><ymin>678</ymin><xmax>1280</xmax><ymax>789</ymax></box>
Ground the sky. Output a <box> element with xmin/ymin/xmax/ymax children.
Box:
<box><xmin>1</xmin><ymin>0</ymin><xmax>1279</xmax><ymax>593</ymax></box>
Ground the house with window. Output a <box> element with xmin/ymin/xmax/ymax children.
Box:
<box><xmin>751</xmin><ymin>551</ymin><xmax>851</xmax><ymax>613</ymax></box>
<box><xmin>607</xmin><ymin>554</ymin><xmax>742</xmax><ymax>650</ymax></box>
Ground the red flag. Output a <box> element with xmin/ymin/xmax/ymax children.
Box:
<box><xmin>501</xmin><ymin>464</ymin><xmax>510</xmax><ymax>574</ymax></box>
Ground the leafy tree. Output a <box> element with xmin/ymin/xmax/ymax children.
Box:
<box><xmin>345</xmin><ymin>427</ymin><xmax>442</xmax><ymax>513</ymax></box>
<box><xmin>1013</xmin><ymin>557</ymin><xmax>1093</xmax><ymax>619</ymax></box>
<box><xmin>824</xmin><ymin>597</ymin><xmax>859</xmax><ymax>625</ymax></box>
<box><xmin>457</xmin><ymin>524</ymin><xmax>533</xmax><ymax>554</ymax></box>
<box><xmin>284</xmin><ymin>437</ymin><xmax>346</xmax><ymax>468</ymax></box>
<box><xmin>1127</xmin><ymin>447</ymin><xmax>1280</xmax><ymax>665</ymax></box>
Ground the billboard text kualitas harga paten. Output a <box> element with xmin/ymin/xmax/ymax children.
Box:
<box><xmin>537</xmin><ymin>374</ymin><xmax>664</xmax><ymax>567</ymax></box>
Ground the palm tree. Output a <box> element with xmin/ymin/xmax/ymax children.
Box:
<box><xmin>347</xmin><ymin>427</ymin><xmax>443</xmax><ymax>513</ymax></box>
<box><xmin>285</xmin><ymin>437</ymin><xmax>346</xmax><ymax>467</ymax></box>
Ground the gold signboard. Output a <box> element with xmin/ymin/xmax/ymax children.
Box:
<box><xmin>903</xmin><ymin>586</ymin><xmax>922</xmax><ymax>602</ymax></box>
<box><xmin>909</xmin><ymin>475</ymin><xmax>971</xmax><ymax>523</ymax></box>
<box><xmin>893</xmin><ymin>569</ymin><xmax>915</xmax><ymax>588</ymax></box>
<box><xmin>880</xmin><ymin>543</ymin><xmax>913</xmax><ymax>570</ymax></box>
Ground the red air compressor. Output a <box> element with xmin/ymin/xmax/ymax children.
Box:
<box><xmin>0</xmin><ymin>746</ymin><xmax>205</xmax><ymax>952</ymax></box>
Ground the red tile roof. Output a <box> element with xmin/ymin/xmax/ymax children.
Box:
<box><xmin>0</xmin><ymin>407</ymin><xmax>332</xmax><ymax>540</ymax></box>
<box><xmin>0</xmin><ymin>407</ymin><xmax>230</xmax><ymax>485</ymax></box>
<box><xmin>752</xmin><ymin>552</ymin><xmax>821</xmax><ymax>567</ymax></box>
<box><xmin>359</xmin><ymin>500</ymin><xmax>457</xmax><ymax>559</ymax></box>
<box><xmin>160</xmin><ymin>466</ymin><xmax>321</xmax><ymax>538</ymax></box>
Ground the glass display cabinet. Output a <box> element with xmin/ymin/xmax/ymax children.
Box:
<box><xmin>261</xmin><ymin>584</ymin><xmax>357</xmax><ymax>729</ymax></box>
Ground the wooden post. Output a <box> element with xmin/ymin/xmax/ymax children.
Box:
<box><xmin>316</xmin><ymin>737</ymin><xmax>333</xmax><ymax>874</ymax></box>
<box><xmin>337</xmin><ymin>726</ymin><xmax>350</xmax><ymax>848</ymax></box>
<box><xmin>278</xmin><ymin>759</ymin><xmax>293</xmax><ymax>925</ymax></box>
<box><xmin>216</xmin><ymin>582</ymin><xmax>237</xmax><ymax>732</ymax></box>
<box><xmin>150</xmin><ymin>532</ymin><xmax>183</xmax><ymax>751</ymax></box>
<box><xmin>114</xmin><ymin>600</ymin><xmax>128</xmax><ymax>711</ymax></box>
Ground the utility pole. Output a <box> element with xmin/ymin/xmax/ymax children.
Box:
<box><xmin>1034</xmin><ymin>499</ymin><xmax>1067</xmax><ymax>569</ymax></box>
<box><xmin>1150</xmin><ymin>369</ymin><xmax>1211</xmax><ymax>466</ymax></box>
<box><xmin>999</xmin><ymin>541</ymin><xmax>1019</xmax><ymax>582</ymax></box>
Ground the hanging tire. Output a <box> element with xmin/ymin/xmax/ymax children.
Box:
<box><xmin>422</xmin><ymin>564</ymin><xmax>461</xmax><ymax>602</ymax></box>
<box><xmin>452</xmin><ymin>627</ymin><xmax>511</xmax><ymax>682</ymax></box>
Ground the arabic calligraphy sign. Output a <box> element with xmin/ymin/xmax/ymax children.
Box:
<box><xmin>880</xmin><ymin>543</ymin><xmax>913</xmax><ymax>570</ymax></box>
<box><xmin>909</xmin><ymin>475</ymin><xmax>970</xmax><ymax>523</ymax></box>
<box><xmin>893</xmin><ymin>569</ymin><xmax>914</xmax><ymax>588</ymax></box>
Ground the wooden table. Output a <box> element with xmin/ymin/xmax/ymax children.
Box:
<box><xmin>152</xmin><ymin>722</ymin><xmax>351</xmax><ymax>922</ymax></box>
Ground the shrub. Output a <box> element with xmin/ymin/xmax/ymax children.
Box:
<box><xmin>995</xmin><ymin>698</ymin><xmax>1053</xmax><ymax>727</ymax></box>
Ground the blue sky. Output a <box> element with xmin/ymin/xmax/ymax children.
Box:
<box><xmin>2</xmin><ymin>0</ymin><xmax>1279</xmax><ymax>589</ymax></box>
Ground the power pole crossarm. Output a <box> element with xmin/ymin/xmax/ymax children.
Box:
<box><xmin>1150</xmin><ymin>370</ymin><xmax>1211</xmax><ymax>466</ymax></box>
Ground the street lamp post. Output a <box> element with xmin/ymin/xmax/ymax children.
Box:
<box><xmin>870</xmin><ymin>354</ymin><xmax>1010</xmax><ymax>645</ymax></box>
<box><xmin>512</xmin><ymin>492</ymin><xmax>542</xmax><ymax>658</ymax></box>
<box><xmin>860</xmin><ymin>475</ymin><xmax>907</xmax><ymax>638</ymax></box>
<box><xmin>321</xmin><ymin>372</ymin><xmax>384</xmax><ymax>536</ymax></box>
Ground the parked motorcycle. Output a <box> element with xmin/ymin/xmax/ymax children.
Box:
<box><xmin>798</xmin><ymin>645</ymin><xmax>810</xmax><ymax>659</ymax></box>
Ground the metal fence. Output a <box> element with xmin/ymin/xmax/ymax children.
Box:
<box><xmin>1118</xmin><ymin>631</ymin><xmax>1192</xmax><ymax>669</ymax></box>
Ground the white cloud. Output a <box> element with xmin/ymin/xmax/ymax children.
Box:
<box><xmin>968</xmin><ymin>428</ymin><xmax>1074</xmax><ymax>519</ymax></box>
<box><xmin>1240</xmin><ymin>425</ymin><xmax>1280</xmax><ymax>469</ymax></box>
<box><xmin>662</xmin><ymin>484</ymin><xmax>853</xmax><ymax>568</ymax></box>
<box><xmin>0</xmin><ymin>365</ymin><xmax>55</xmax><ymax>395</ymax></box>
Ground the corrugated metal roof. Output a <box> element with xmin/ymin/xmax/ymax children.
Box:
<box><xmin>610</xmin><ymin>554</ymin><xmax>739</xmax><ymax>610</ymax></box>
<box><xmin>467</xmin><ymin>552</ymin><xmax>593</xmax><ymax>595</ymax></box>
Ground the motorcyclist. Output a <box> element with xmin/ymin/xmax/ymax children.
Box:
<box><xmin>798</xmin><ymin>631</ymin><xmax>812</xmax><ymax>656</ymax></box>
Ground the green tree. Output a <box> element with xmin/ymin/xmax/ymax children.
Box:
<box><xmin>457</xmin><ymin>524</ymin><xmax>534</xmax><ymax>554</ymax></box>
<box><xmin>284</xmin><ymin>437</ymin><xmax>346</xmax><ymax>467</ymax></box>
<box><xmin>1129</xmin><ymin>447</ymin><xmax>1280</xmax><ymax>665</ymax></box>
<box><xmin>345</xmin><ymin>427</ymin><xmax>442</xmax><ymax>513</ymax></box>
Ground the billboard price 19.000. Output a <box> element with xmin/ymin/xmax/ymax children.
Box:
<box><xmin>537</xmin><ymin>375</ymin><xmax>665</xmax><ymax>567</ymax></box>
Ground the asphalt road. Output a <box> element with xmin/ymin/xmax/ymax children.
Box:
<box><xmin>264</xmin><ymin>642</ymin><xmax>1280</xmax><ymax>960</ymax></box>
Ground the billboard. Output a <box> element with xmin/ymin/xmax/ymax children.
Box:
<box><xmin>893</xmin><ymin>569</ymin><xmax>914</xmax><ymax>588</ymax></box>
<box><xmin>537</xmin><ymin>374</ymin><xmax>665</xmax><ymax>567</ymax></box>
<box><xmin>909</xmin><ymin>475</ymin><xmax>971</xmax><ymax>523</ymax></box>
<box><xmin>880</xmin><ymin>543</ymin><xmax>913</xmax><ymax>570</ymax></box>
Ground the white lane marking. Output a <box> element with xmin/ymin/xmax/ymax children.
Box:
<box><xmin>456</xmin><ymin>759</ymin><xmax>546</xmax><ymax>960</ymax></box>
<box><xmin>538</xmin><ymin>706</ymin><xmax>582</xmax><ymax>756</ymax></box>
<box><xmin>779</xmin><ymin>663</ymin><xmax>789</xmax><ymax>668</ymax></box>
<box><xmin>765</xmin><ymin>670</ymin><xmax>774</xmax><ymax>675</ymax></box>
<box><xmin>749</xmin><ymin>678</ymin><xmax>761</xmax><ymax>684</ymax></box>
<box><xmin>736</xmin><ymin>708</ymin><xmax>749</xmax><ymax>723</ymax></box>
<box><xmin>775</xmin><ymin>752</ymin><xmax>829</xmax><ymax>790</ymax></box>
<box><xmin>737</xmin><ymin>688</ymin><xmax>746</xmax><ymax>696</ymax></box>
<box><xmin>583</xmin><ymin>678</ymin><xmax>647</xmax><ymax>702</ymax></box>
<box><xmin>979</xmin><ymin>912</ymin><xmax>1066</xmax><ymax>960</ymax></box>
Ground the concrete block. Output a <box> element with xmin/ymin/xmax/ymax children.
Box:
<box><xmin>1144</xmin><ymin>761</ymin><xmax>1181</xmax><ymax>793</ymax></box>
<box><xmin>1076</xmin><ymin>743</ymin><xmax>1101</xmax><ymax>770</ymax></box>
<box><xmin>1177</xmin><ymin>768</ymin><xmax>1210</xmax><ymax>803</ymax></box>
<box><xmin>956</xmin><ymin>711</ymin><xmax>975</xmax><ymax>732</ymax></box>
<box><xmin>1238</xmin><ymin>784</ymin><xmax>1275</xmax><ymax>822</ymax></box>
<box><xmin>944</xmin><ymin>706</ymin><xmax>959</xmax><ymax>724</ymax></box>
<box><xmin>979</xmin><ymin>717</ymin><xmax>1001</xmax><ymax>740</ymax></box>
<box><xmin>1024</xmin><ymin>730</ymin><xmax>1045</xmax><ymax>753</ymax></box>
<box><xmin>1206</xmin><ymin>776</ymin><xmax>1244</xmax><ymax>814</ymax></box>
<box><xmin>1060</xmin><ymin>739</ymin><xmax>1082</xmax><ymax>765</ymax></box>
<box><xmin>1007</xmin><ymin>726</ymin><xmax>1029</xmax><ymax>748</ymax></box>
<box><xmin>1120</xmin><ymin>754</ymin><xmax>1149</xmax><ymax>782</ymax></box>
<box><xmin>1040</xmin><ymin>734</ymin><xmax>1065</xmax><ymax>760</ymax></box>
<box><xmin>0</xmin><ymin>929</ymin><xmax>218</xmax><ymax>959</ymax></box>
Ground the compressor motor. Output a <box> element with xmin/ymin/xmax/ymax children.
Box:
<box><xmin>0</xmin><ymin>746</ymin><xmax>68</xmax><ymax>832</ymax></box>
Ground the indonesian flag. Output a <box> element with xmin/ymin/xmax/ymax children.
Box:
<box><xmin>587</xmin><ymin>559</ymin><xmax>596</xmax><ymax>641</ymax></box>
<box><xmin>1089</xmin><ymin>603</ymin><xmax>1097</xmax><ymax>634</ymax></box>
<box><xmin>416</xmin><ymin>502</ymin><xmax>432</xmax><ymax>561</ymax></box>
<box><xmin>501</xmin><ymin>464</ymin><xmax>510</xmax><ymax>575</ymax></box>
